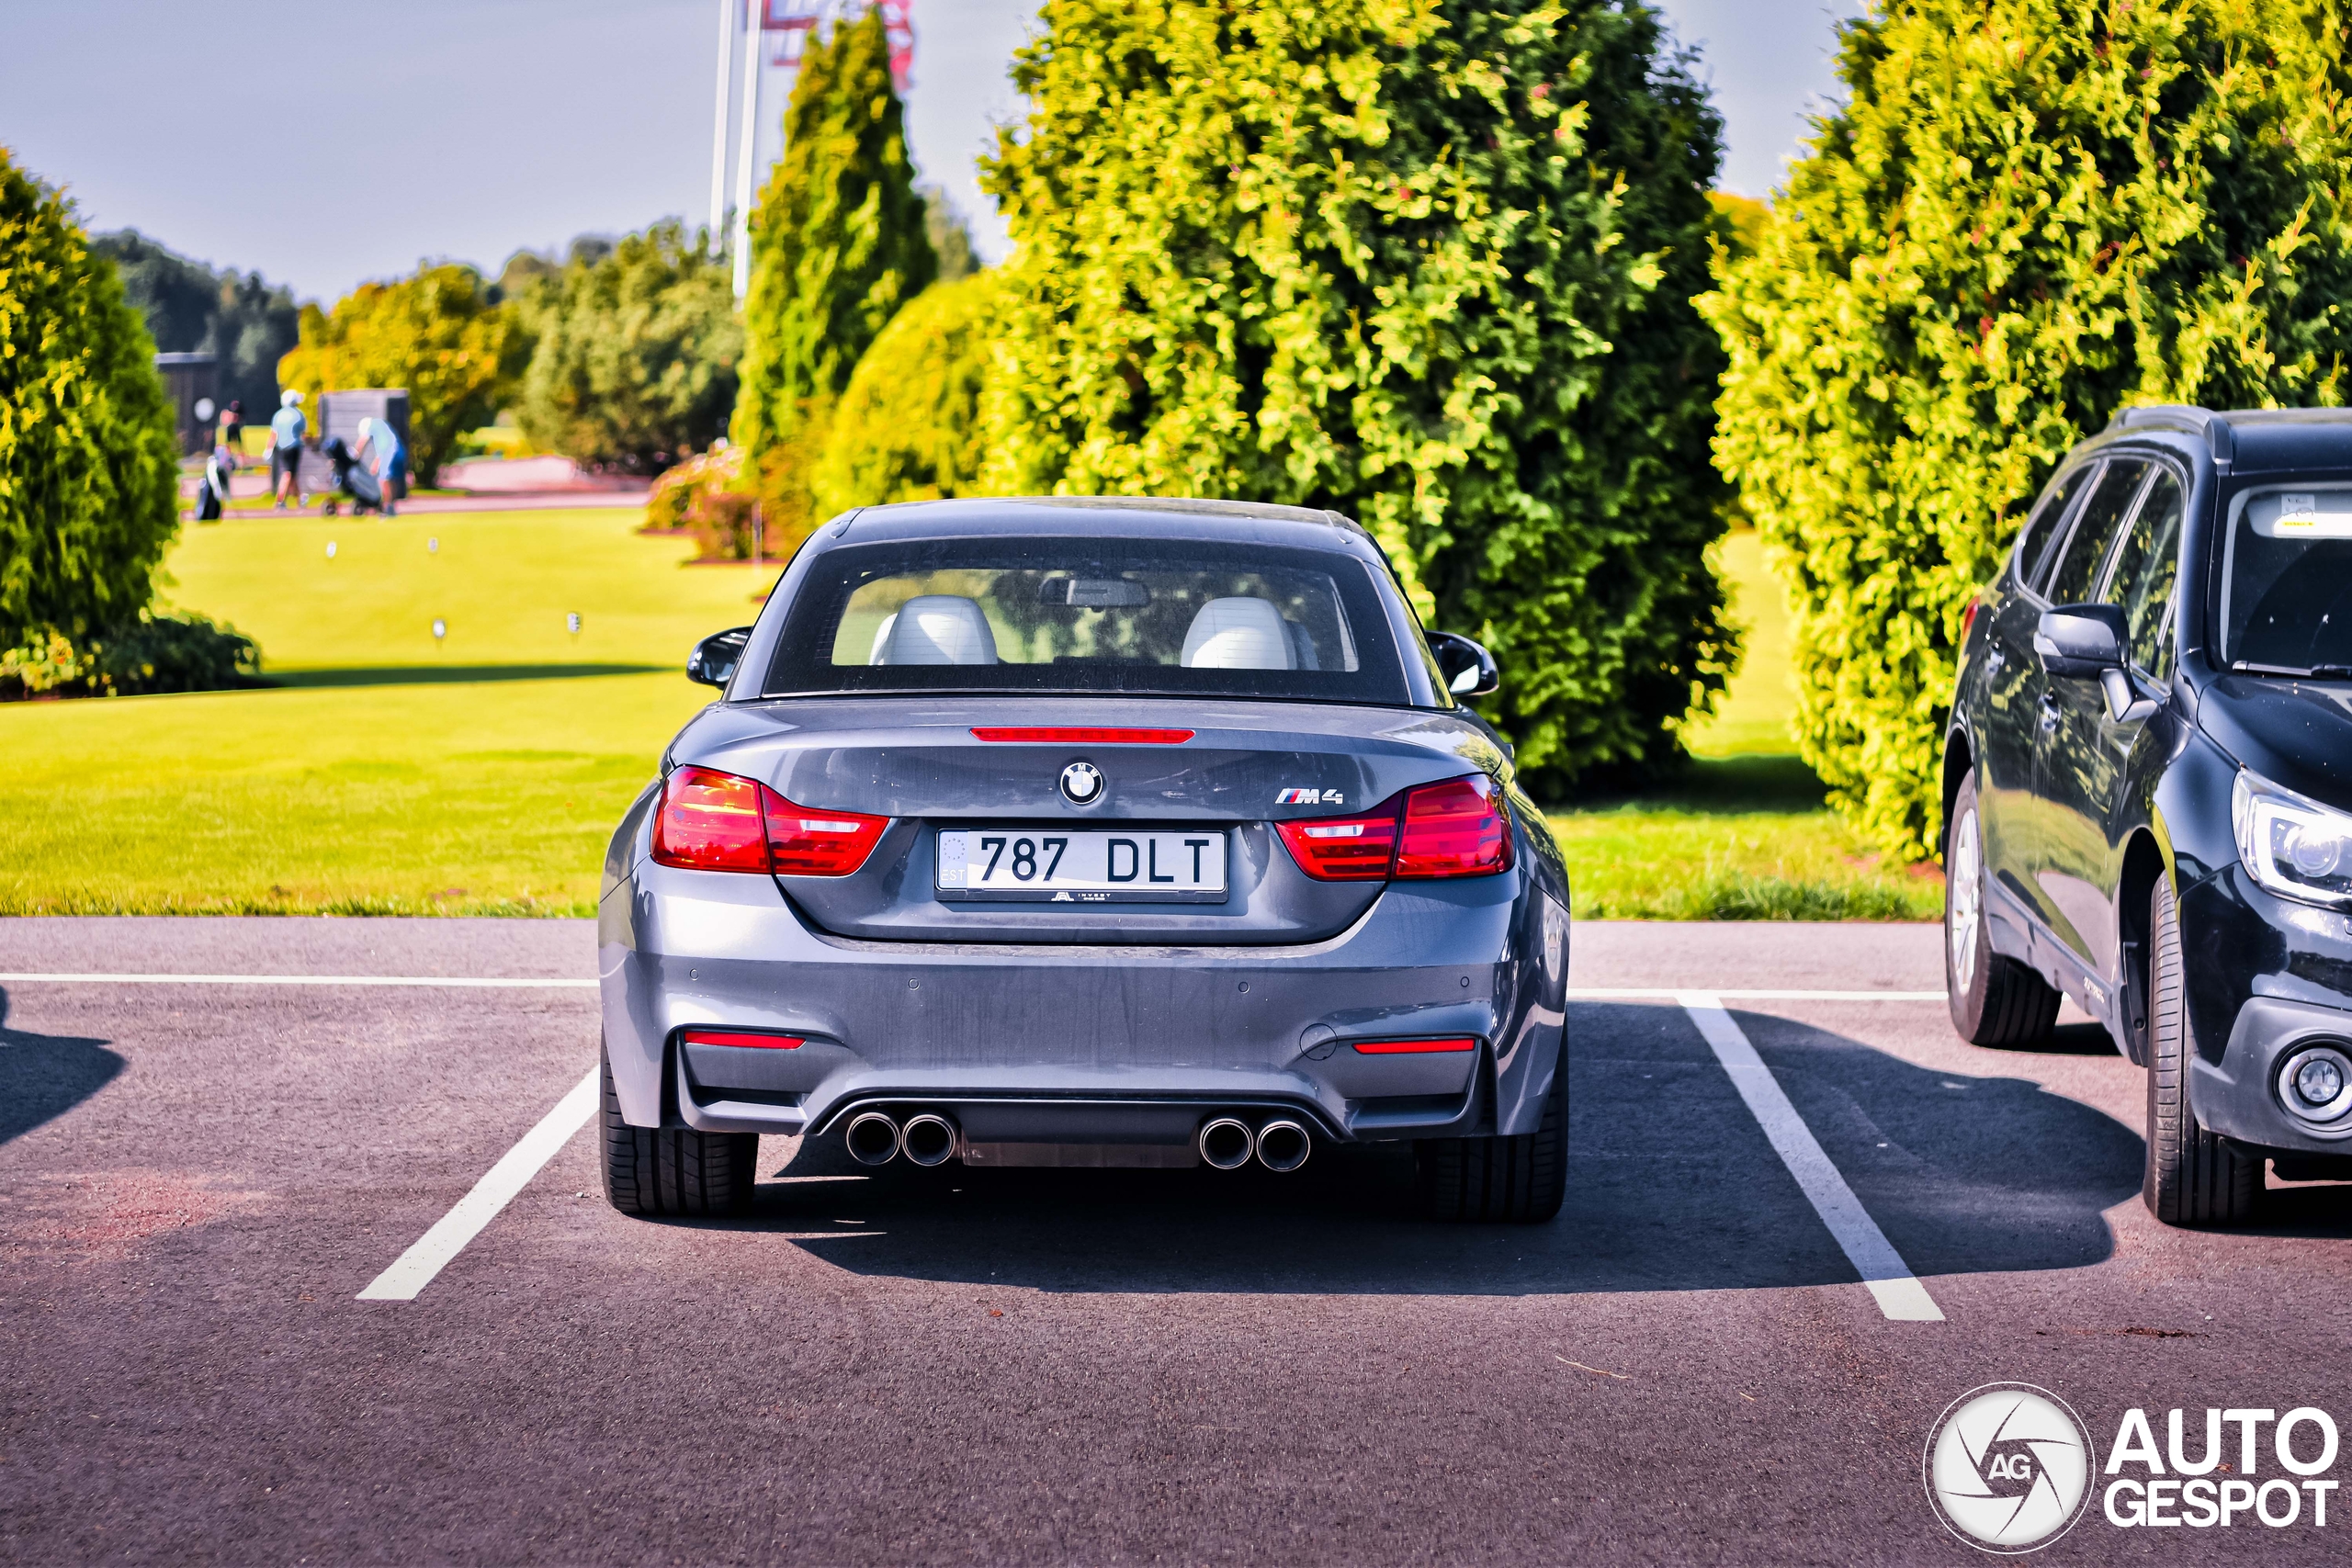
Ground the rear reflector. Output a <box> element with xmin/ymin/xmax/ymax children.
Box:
<box><xmin>1277</xmin><ymin>773</ymin><xmax>1512</xmax><ymax>881</ymax></box>
<box><xmin>1351</xmin><ymin>1037</ymin><xmax>1477</xmax><ymax>1055</ymax></box>
<box><xmin>682</xmin><ymin>1028</ymin><xmax>805</xmax><ymax>1050</ymax></box>
<box><xmin>652</xmin><ymin>764</ymin><xmax>888</xmax><ymax>876</ymax></box>
<box><xmin>971</xmin><ymin>727</ymin><xmax>1194</xmax><ymax>744</ymax></box>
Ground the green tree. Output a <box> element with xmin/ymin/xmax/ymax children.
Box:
<box><xmin>91</xmin><ymin>230</ymin><xmax>301</xmax><ymax>420</ymax></box>
<box><xmin>812</xmin><ymin>272</ymin><xmax>997</xmax><ymax>516</ymax></box>
<box><xmin>0</xmin><ymin>151</ymin><xmax>180</xmax><ymax>650</ymax></box>
<box><xmin>277</xmin><ymin>263</ymin><xmax>526</xmax><ymax>484</ymax></box>
<box><xmin>1704</xmin><ymin>0</ymin><xmax>2352</xmax><ymax>859</ymax></box>
<box><xmin>731</xmin><ymin>4</ymin><xmax>936</xmax><ymax>461</ymax></box>
<box><xmin>979</xmin><ymin>0</ymin><xmax>1733</xmax><ymax>794</ymax></box>
<box><xmin>515</xmin><ymin>220</ymin><xmax>742</xmax><ymax>470</ymax></box>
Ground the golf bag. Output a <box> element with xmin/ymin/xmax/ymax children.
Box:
<box><xmin>196</xmin><ymin>448</ymin><xmax>232</xmax><ymax>521</ymax></box>
<box><xmin>321</xmin><ymin>436</ymin><xmax>384</xmax><ymax>514</ymax></box>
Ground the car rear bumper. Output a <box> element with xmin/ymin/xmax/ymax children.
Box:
<box><xmin>598</xmin><ymin>857</ymin><xmax>1567</xmax><ymax>1145</ymax></box>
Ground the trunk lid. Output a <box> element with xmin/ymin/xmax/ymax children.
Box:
<box><xmin>671</xmin><ymin>695</ymin><xmax>1508</xmax><ymax>944</ymax></box>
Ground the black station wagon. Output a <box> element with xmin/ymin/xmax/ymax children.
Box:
<box><xmin>1944</xmin><ymin>406</ymin><xmax>2352</xmax><ymax>1225</ymax></box>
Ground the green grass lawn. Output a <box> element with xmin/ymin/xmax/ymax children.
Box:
<box><xmin>3</xmin><ymin>514</ymin><xmax>1939</xmax><ymax>919</ymax></box>
<box><xmin>2</xmin><ymin>508</ymin><xmax>759</xmax><ymax>916</ymax></box>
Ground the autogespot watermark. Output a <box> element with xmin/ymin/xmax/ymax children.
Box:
<box><xmin>1924</xmin><ymin>1385</ymin><xmax>2343</xmax><ymax>1552</ymax></box>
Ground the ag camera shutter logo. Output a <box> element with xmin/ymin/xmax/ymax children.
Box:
<box><xmin>1924</xmin><ymin>1383</ymin><xmax>2097</xmax><ymax>1553</ymax></box>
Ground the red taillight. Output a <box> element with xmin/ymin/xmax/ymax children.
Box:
<box><xmin>1960</xmin><ymin>597</ymin><xmax>1984</xmax><ymax>641</ymax></box>
<box><xmin>1351</xmin><ymin>1037</ymin><xmax>1476</xmax><ymax>1055</ymax></box>
<box><xmin>652</xmin><ymin>765</ymin><xmax>888</xmax><ymax>877</ymax></box>
<box><xmin>763</xmin><ymin>792</ymin><xmax>889</xmax><ymax>875</ymax></box>
<box><xmin>1277</xmin><ymin>805</ymin><xmax>1401</xmax><ymax>880</ymax></box>
<box><xmin>681</xmin><ymin>1028</ymin><xmax>804</xmax><ymax>1050</ymax></box>
<box><xmin>653</xmin><ymin>765</ymin><xmax>771</xmax><ymax>872</ymax></box>
<box><xmin>1277</xmin><ymin>774</ymin><xmax>1512</xmax><ymax>882</ymax></box>
<box><xmin>1396</xmin><ymin>774</ymin><xmax>1512</xmax><ymax>878</ymax></box>
<box><xmin>971</xmin><ymin>727</ymin><xmax>1194</xmax><ymax>744</ymax></box>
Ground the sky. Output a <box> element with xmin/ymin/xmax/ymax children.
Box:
<box><xmin>1</xmin><ymin>0</ymin><xmax>1864</xmax><ymax>304</ymax></box>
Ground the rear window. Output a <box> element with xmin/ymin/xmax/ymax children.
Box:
<box><xmin>2220</xmin><ymin>486</ymin><xmax>2352</xmax><ymax>671</ymax></box>
<box><xmin>761</xmin><ymin>536</ymin><xmax>1412</xmax><ymax>704</ymax></box>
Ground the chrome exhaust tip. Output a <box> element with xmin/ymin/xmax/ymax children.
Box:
<box><xmin>900</xmin><ymin>1111</ymin><xmax>959</xmax><ymax>1167</ymax></box>
<box><xmin>844</xmin><ymin>1110</ymin><xmax>902</xmax><ymax>1167</ymax></box>
<box><xmin>1198</xmin><ymin>1116</ymin><xmax>1255</xmax><ymax>1171</ymax></box>
<box><xmin>1254</xmin><ymin>1118</ymin><xmax>1312</xmax><ymax>1173</ymax></box>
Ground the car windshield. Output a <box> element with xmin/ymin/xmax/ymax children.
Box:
<box><xmin>761</xmin><ymin>536</ymin><xmax>1412</xmax><ymax>703</ymax></box>
<box><xmin>2219</xmin><ymin>486</ymin><xmax>2352</xmax><ymax>672</ymax></box>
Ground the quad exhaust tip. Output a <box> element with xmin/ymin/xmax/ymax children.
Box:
<box><xmin>900</xmin><ymin>1112</ymin><xmax>959</xmax><ymax>1167</ymax></box>
<box><xmin>1254</xmin><ymin>1118</ymin><xmax>1312</xmax><ymax>1173</ymax></box>
<box><xmin>1198</xmin><ymin>1114</ymin><xmax>1313</xmax><ymax>1172</ymax></box>
<box><xmin>844</xmin><ymin>1110</ymin><xmax>903</xmax><ymax>1167</ymax></box>
<box><xmin>1198</xmin><ymin>1116</ymin><xmax>1255</xmax><ymax>1170</ymax></box>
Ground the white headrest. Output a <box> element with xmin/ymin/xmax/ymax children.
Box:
<box><xmin>1182</xmin><ymin>597</ymin><xmax>1295</xmax><ymax>671</ymax></box>
<box><xmin>878</xmin><ymin>595</ymin><xmax>998</xmax><ymax>665</ymax></box>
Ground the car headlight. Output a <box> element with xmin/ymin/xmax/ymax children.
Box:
<box><xmin>2233</xmin><ymin>769</ymin><xmax>2352</xmax><ymax>908</ymax></box>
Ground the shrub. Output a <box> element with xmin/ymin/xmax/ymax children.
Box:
<box><xmin>277</xmin><ymin>263</ymin><xmax>527</xmax><ymax>485</ymax></box>
<box><xmin>644</xmin><ymin>444</ymin><xmax>743</xmax><ymax>532</ymax></box>
<box><xmin>1703</xmin><ymin>0</ymin><xmax>2352</xmax><ymax>857</ymax></box>
<box><xmin>731</xmin><ymin>4</ymin><xmax>935</xmax><ymax>459</ymax></box>
<box><xmin>812</xmin><ymin>273</ymin><xmax>997</xmax><ymax>516</ymax></box>
<box><xmin>2</xmin><ymin>613</ymin><xmax>257</xmax><ymax>699</ymax></box>
<box><xmin>0</xmin><ymin>152</ymin><xmax>182</xmax><ymax>652</ymax></box>
<box><xmin>514</xmin><ymin>220</ymin><xmax>741</xmax><ymax>470</ymax></box>
<box><xmin>978</xmin><ymin>0</ymin><xmax>1734</xmax><ymax>796</ymax></box>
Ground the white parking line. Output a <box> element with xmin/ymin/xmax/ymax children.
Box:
<box><xmin>1678</xmin><ymin>993</ymin><xmax>1945</xmax><ymax>1323</ymax></box>
<box><xmin>0</xmin><ymin>973</ymin><xmax>596</xmax><ymax>987</ymax></box>
<box><xmin>356</xmin><ymin>1066</ymin><xmax>600</xmax><ymax>1302</ymax></box>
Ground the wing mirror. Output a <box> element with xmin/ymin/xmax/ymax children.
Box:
<box><xmin>2033</xmin><ymin>604</ymin><xmax>2127</xmax><ymax>678</ymax></box>
<box><xmin>687</xmin><ymin>626</ymin><xmax>753</xmax><ymax>689</ymax></box>
<box><xmin>2036</xmin><ymin>604</ymin><xmax>2158</xmax><ymax>722</ymax></box>
<box><xmin>1426</xmin><ymin>630</ymin><xmax>1499</xmax><ymax>697</ymax></box>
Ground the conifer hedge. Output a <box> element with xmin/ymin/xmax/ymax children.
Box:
<box><xmin>978</xmin><ymin>0</ymin><xmax>1733</xmax><ymax>794</ymax></box>
<box><xmin>0</xmin><ymin>151</ymin><xmax>179</xmax><ymax>651</ymax></box>
<box><xmin>1705</xmin><ymin>0</ymin><xmax>2352</xmax><ymax>857</ymax></box>
<box><xmin>812</xmin><ymin>272</ymin><xmax>997</xmax><ymax>517</ymax></box>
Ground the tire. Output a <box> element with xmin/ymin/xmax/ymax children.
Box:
<box><xmin>2143</xmin><ymin>876</ymin><xmax>2261</xmax><ymax>1226</ymax></box>
<box><xmin>1416</xmin><ymin>1047</ymin><xmax>1566</xmax><ymax>1224</ymax></box>
<box><xmin>600</xmin><ymin>1043</ymin><xmax>756</xmax><ymax>1217</ymax></box>
<box><xmin>1944</xmin><ymin>770</ymin><xmax>2061</xmax><ymax>1047</ymax></box>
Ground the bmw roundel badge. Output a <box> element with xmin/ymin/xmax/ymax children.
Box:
<box><xmin>1059</xmin><ymin>761</ymin><xmax>1104</xmax><ymax>806</ymax></box>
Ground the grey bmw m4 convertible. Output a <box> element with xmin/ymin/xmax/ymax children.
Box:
<box><xmin>597</xmin><ymin>497</ymin><xmax>1572</xmax><ymax>1222</ymax></box>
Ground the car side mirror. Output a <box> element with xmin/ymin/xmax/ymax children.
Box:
<box><xmin>1426</xmin><ymin>630</ymin><xmax>1499</xmax><ymax>698</ymax></box>
<box><xmin>2033</xmin><ymin>604</ymin><xmax>2126</xmax><ymax>679</ymax></box>
<box><xmin>687</xmin><ymin>626</ymin><xmax>752</xmax><ymax>689</ymax></box>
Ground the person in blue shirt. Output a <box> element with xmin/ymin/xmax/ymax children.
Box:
<box><xmin>356</xmin><ymin>416</ymin><xmax>404</xmax><ymax>517</ymax></box>
<box><xmin>269</xmin><ymin>389</ymin><xmax>307</xmax><ymax>510</ymax></box>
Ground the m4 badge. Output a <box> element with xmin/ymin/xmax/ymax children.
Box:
<box><xmin>1276</xmin><ymin>787</ymin><xmax>1345</xmax><ymax>806</ymax></box>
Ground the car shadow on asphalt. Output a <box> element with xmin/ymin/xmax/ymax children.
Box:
<box><xmin>696</xmin><ymin>1002</ymin><xmax>2158</xmax><ymax>1295</ymax></box>
<box><xmin>0</xmin><ymin>987</ymin><xmax>124</xmax><ymax>1145</ymax></box>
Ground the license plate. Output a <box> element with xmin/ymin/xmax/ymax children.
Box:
<box><xmin>935</xmin><ymin>829</ymin><xmax>1227</xmax><ymax>903</ymax></box>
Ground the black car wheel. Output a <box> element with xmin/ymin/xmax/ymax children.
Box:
<box><xmin>1944</xmin><ymin>770</ymin><xmax>2060</xmax><ymax>1047</ymax></box>
<box><xmin>2143</xmin><ymin>876</ymin><xmax>2262</xmax><ymax>1226</ymax></box>
<box><xmin>1416</xmin><ymin>1051</ymin><xmax>1566</xmax><ymax>1224</ymax></box>
<box><xmin>600</xmin><ymin>1042</ymin><xmax>755</xmax><ymax>1217</ymax></box>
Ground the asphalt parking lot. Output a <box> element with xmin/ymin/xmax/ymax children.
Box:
<box><xmin>4</xmin><ymin>917</ymin><xmax>2350</xmax><ymax>1563</ymax></box>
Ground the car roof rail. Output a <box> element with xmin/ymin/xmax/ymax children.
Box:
<box><xmin>2106</xmin><ymin>403</ymin><xmax>2233</xmax><ymax>465</ymax></box>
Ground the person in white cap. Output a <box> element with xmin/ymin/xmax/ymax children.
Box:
<box><xmin>268</xmin><ymin>389</ymin><xmax>308</xmax><ymax>510</ymax></box>
<box><xmin>356</xmin><ymin>416</ymin><xmax>404</xmax><ymax>517</ymax></box>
